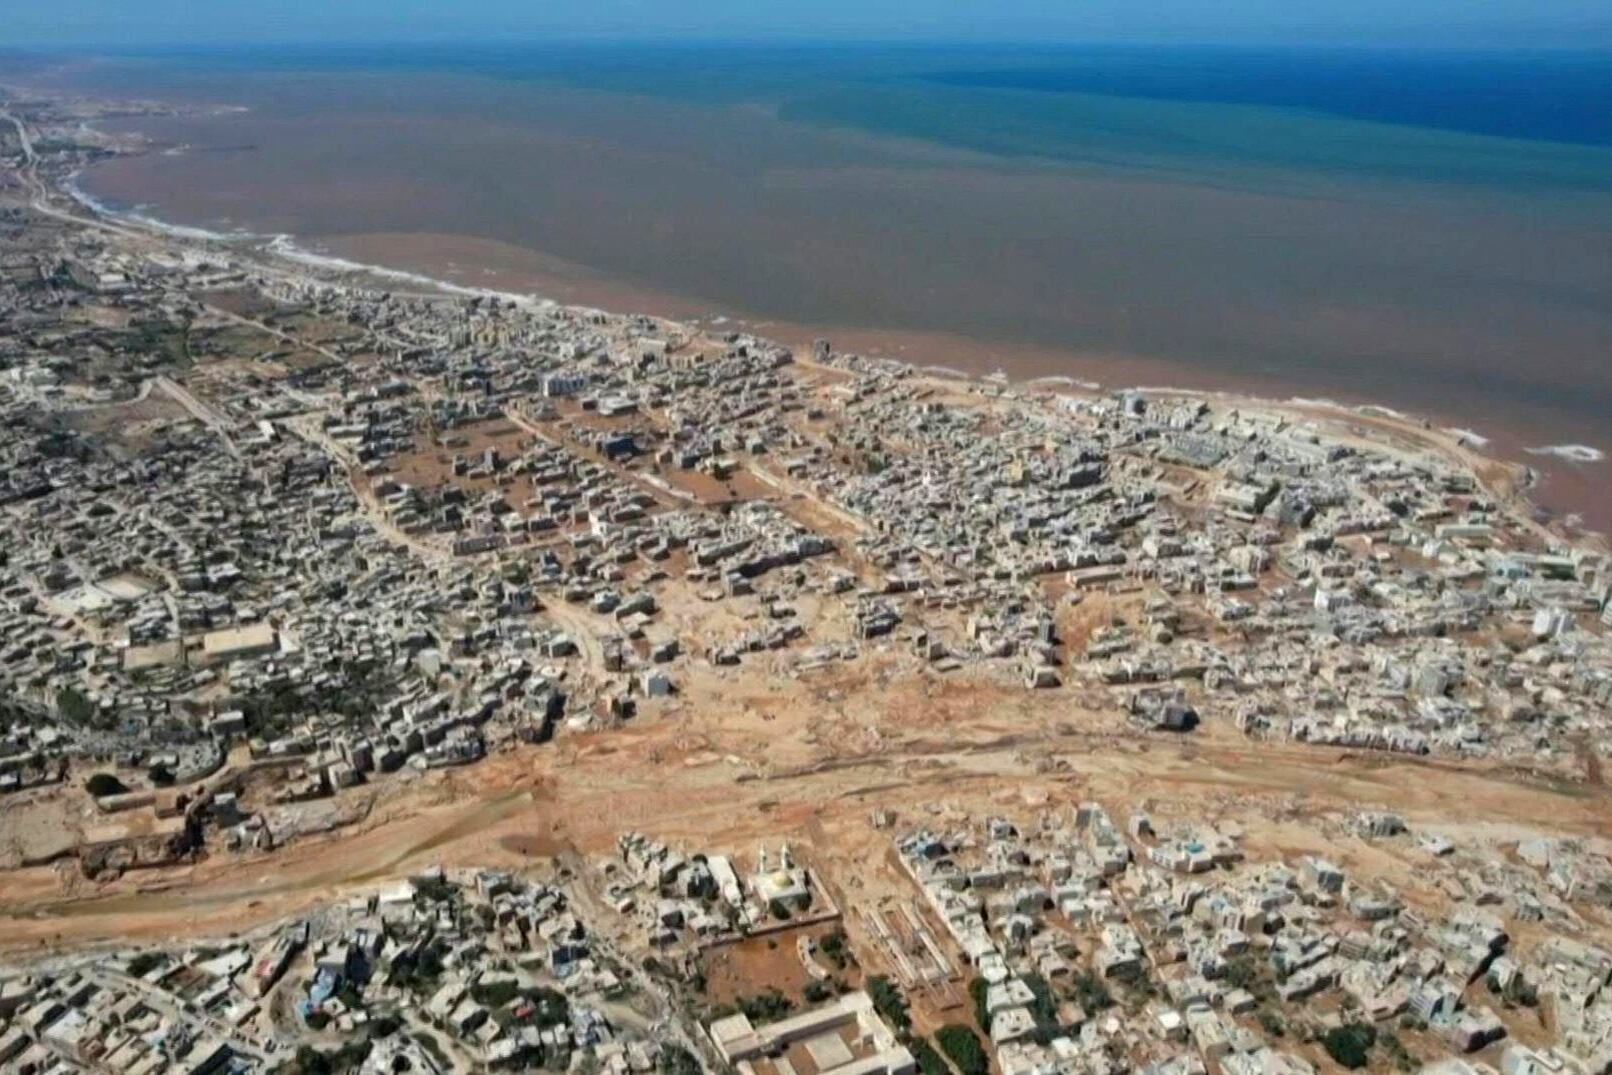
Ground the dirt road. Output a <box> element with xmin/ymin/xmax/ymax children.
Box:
<box><xmin>2</xmin><ymin>666</ymin><xmax>1605</xmax><ymax>954</ymax></box>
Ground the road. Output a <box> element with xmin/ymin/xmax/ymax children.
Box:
<box><xmin>153</xmin><ymin>375</ymin><xmax>242</xmax><ymax>456</ymax></box>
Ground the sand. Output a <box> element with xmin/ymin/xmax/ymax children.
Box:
<box><xmin>2</xmin><ymin>654</ymin><xmax>1607</xmax><ymax>955</ymax></box>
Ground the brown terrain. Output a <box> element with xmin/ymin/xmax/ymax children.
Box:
<box><xmin>3</xmin><ymin>650</ymin><xmax>1608</xmax><ymax>957</ymax></box>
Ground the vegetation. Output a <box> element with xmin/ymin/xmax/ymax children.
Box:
<box><xmin>768</xmin><ymin>898</ymin><xmax>793</xmax><ymax>921</ymax></box>
<box><xmin>1258</xmin><ymin>1011</ymin><xmax>1286</xmax><ymax>1039</ymax></box>
<box><xmin>147</xmin><ymin>763</ymin><xmax>175</xmax><ymax>787</ymax></box>
<box><xmin>367</xmin><ymin>1014</ymin><xmax>401</xmax><ymax>1038</ymax></box>
<box><xmin>1071</xmin><ymin>971</ymin><xmax>1113</xmax><ymax>1013</ymax></box>
<box><xmin>85</xmin><ymin>772</ymin><xmax>128</xmax><ymax>797</ymax></box>
<box><xmin>969</xmin><ymin>976</ymin><xmax>990</xmax><ymax>1030</ymax></box>
<box><xmin>659</xmin><ymin>1045</ymin><xmax>702</xmax><ymax>1075</ymax></box>
<box><xmin>1322</xmin><ymin>1023</ymin><xmax>1377</xmax><ymax>1070</ymax></box>
<box><xmin>390</xmin><ymin>941</ymin><xmax>448</xmax><ymax>993</ymax></box>
<box><xmin>738</xmin><ymin>989</ymin><xmax>794</xmax><ymax>1026</ymax></box>
<box><xmin>283</xmin><ymin>1041</ymin><xmax>373</xmax><ymax>1074</ymax></box>
<box><xmin>126</xmin><ymin>951</ymin><xmax>165</xmax><ymax>977</ymax></box>
<box><xmin>1022</xmin><ymin>972</ymin><xmax>1059</xmax><ymax>1030</ymax></box>
<box><xmin>867</xmin><ymin>976</ymin><xmax>912</xmax><ymax>1037</ymax></box>
<box><xmin>936</xmin><ymin>1024</ymin><xmax>989</xmax><ymax>1075</ymax></box>
<box><xmin>804</xmin><ymin>979</ymin><xmax>833</xmax><ymax>1003</ymax></box>
<box><xmin>472</xmin><ymin>978</ymin><xmax>522</xmax><ymax>1008</ymax></box>
<box><xmin>411</xmin><ymin>876</ymin><xmax>459</xmax><ymax>904</ymax></box>
<box><xmin>1379</xmin><ymin>1031</ymin><xmax>1417</xmax><ymax>1073</ymax></box>
<box><xmin>1224</xmin><ymin>956</ymin><xmax>1260</xmax><ymax>991</ymax></box>
<box><xmin>910</xmin><ymin>1037</ymin><xmax>950</xmax><ymax>1075</ymax></box>
<box><xmin>55</xmin><ymin>686</ymin><xmax>94</xmax><ymax>724</ymax></box>
<box><xmin>818</xmin><ymin>929</ymin><xmax>853</xmax><ymax>969</ymax></box>
<box><xmin>412</xmin><ymin>1032</ymin><xmax>452</xmax><ymax>1070</ymax></box>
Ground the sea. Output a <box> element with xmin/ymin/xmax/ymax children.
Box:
<box><xmin>12</xmin><ymin>43</ymin><xmax>1612</xmax><ymax>528</ymax></box>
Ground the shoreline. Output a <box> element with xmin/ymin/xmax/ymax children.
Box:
<box><xmin>313</xmin><ymin>229</ymin><xmax>1610</xmax><ymax>538</ymax></box>
<box><xmin>63</xmin><ymin>158</ymin><xmax>1609</xmax><ymax>540</ymax></box>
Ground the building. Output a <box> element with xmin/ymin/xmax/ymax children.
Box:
<box><xmin>707</xmin><ymin>991</ymin><xmax>916</xmax><ymax>1075</ymax></box>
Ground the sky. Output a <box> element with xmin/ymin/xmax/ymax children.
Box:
<box><xmin>3</xmin><ymin>0</ymin><xmax>1612</xmax><ymax>50</ymax></box>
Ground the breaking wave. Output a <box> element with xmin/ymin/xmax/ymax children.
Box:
<box><xmin>1525</xmin><ymin>444</ymin><xmax>1605</xmax><ymax>463</ymax></box>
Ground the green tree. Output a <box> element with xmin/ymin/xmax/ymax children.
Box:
<box><xmin>819</xmin><ymin>930</ymin><xmax>853</xmax><ymax>969</ymax></box>
<box><xmin>56</xmin><ymin>686</ymin><xmax>94</xmax><ymax>724</ymax></box>
<box><xmin>910</xmin><ymin>1038</ymin><xmax>950</xmax><ymax>1075</ymax></box>
<box><xmin>1022</xmin><ymin>973</ymin><xmax>1058</xmax><ymax>1029</ymax></box>
<box><xmin>1322</xmin><ymin>1024</ymin><xmax>1376</xmax><ymax>1070</ymax></box>
<box><xmin>936</xmin><ymin>1024</ymin><xmax>988</xmax><ymax>1075</ymax></box>
<box><xmin>1072</xmin><ymin>971</ymin><xmax>1113</xmax><ymax>1013</ymax></box>
<box><xmin>739</xmin><ymin>989</ymin><xmax>794</xmax><ymax>1026</ymax></box>
<box><xmin>969</xmin><ymin>976</ymin><xmax>990</xmax><ymax>1030</ymax></box>
<box><xmin>867</xmin><ymin>976</ymin><xmax>912</xmax><ymax>1037</ymax></box>
<box><xmin>660</xmin><ymin>1045</ymin><xmax>701</xmax><ymax>1075</ymax></box>
<box><xmin>85</xmin><ymin>772</ymin><xmax>128</xmax><ymax>797</ymax></box>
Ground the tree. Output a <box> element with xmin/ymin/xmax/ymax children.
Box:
<box><xmin>969</xmin><ymin>976</ymin><xmax>990</xmax><ymax>1030</ymax></box>
<box><xmin>1224</xmin><ymin>956</ymin><xmax>1259</xmax><ymax>991</ymax></box>
<box><xmin>739</xmin><ymin>989</ymin><xmax>793</xmax><ymax>1026</ymax></box>
<box><xmin>85</xmin><ymin>772</ymin><xmax>128</xmax><ymax>797</ymax></box>
<box><xmin>819</xmin><ymin>930</ymin><xmax>853</xmax><ymax>969</ymax></box>
<box><xmin>471</xmin><ymin>979</ymin><xmax>521</xmax><ymax>1008</ymax></box>
<box><xmin>127</xmin><ymin>952</ymin><xmax>164</xmax><ymax>977</ymax></box>
<box><xmin>867</xmin><ymin>976</ymin><xmax>911</xmax><ymax>1037</ymax></box>
<box><xmin>936</xmin><ymin>1024</ymin><xmax>989</xmax><ymax>1075</ymax></box>
<box><xmin>1022</xmin><ymin>972</ymin><xmax>1058</xmax><ymax>1029</ymax></box>
<box><xmin>659</xmin><ymin>1045</ymin><xmax>701</xmax><ymax>1075</ymax></box>
<box><xmin>148</xmin><ymin>763</ymin><xmax>175</xmax><ymax>787</ymax></box>
<box><xmin>1072</xmin><ymin>971</ymin><xmax>1113</xmax><ymax>1013</ymax></box>
<box><xmin>910</xmin><ymin>1038</ymin><xmax>950</xmax><ymax>1075</ymax></box>
<box><xmin>56</xmin><ymin>686</ymin><xmax>94</xmax><ymax>725</ymax></box>
<box><xmin>1322</xmin><ymin>1024</ymin><xmax>1376</xmax><ymax>1070</ymax></box>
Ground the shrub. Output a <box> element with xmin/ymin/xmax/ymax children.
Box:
<box><xmin>804</xmin><ymin>979</ymin><xmax>833</xmax><ymax>1003</ymax></box>
<box><xmin>148</xmin><ymin>763</ymin><xmax>175</xmax><ymax>787</ymax></box>
<box><xmin>936</xmin><ymin>1024</ymin><xmax>989</xmax><ymax>1075</ymax></box>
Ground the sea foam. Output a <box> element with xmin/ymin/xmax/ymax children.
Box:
<box><xmin>1525</xmin><ymin>444</ymin><xmax>1605</xmax><ymax>464</ymax></box>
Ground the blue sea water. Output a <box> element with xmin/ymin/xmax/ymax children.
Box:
<box><xmin>919</xmin><ymin>47</ymin><xmax>1612</xmax><ymax>147</ymax></box>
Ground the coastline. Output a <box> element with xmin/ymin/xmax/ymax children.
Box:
<box><xmin>62</xmin><ymin>160</ymin><xmax>1610</xmax><ymax>540</ymax></box>
<box><xmin>312</xmin><ymin>229</ymin><xmax>1609</xmax><ymax>538</ymax></box>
